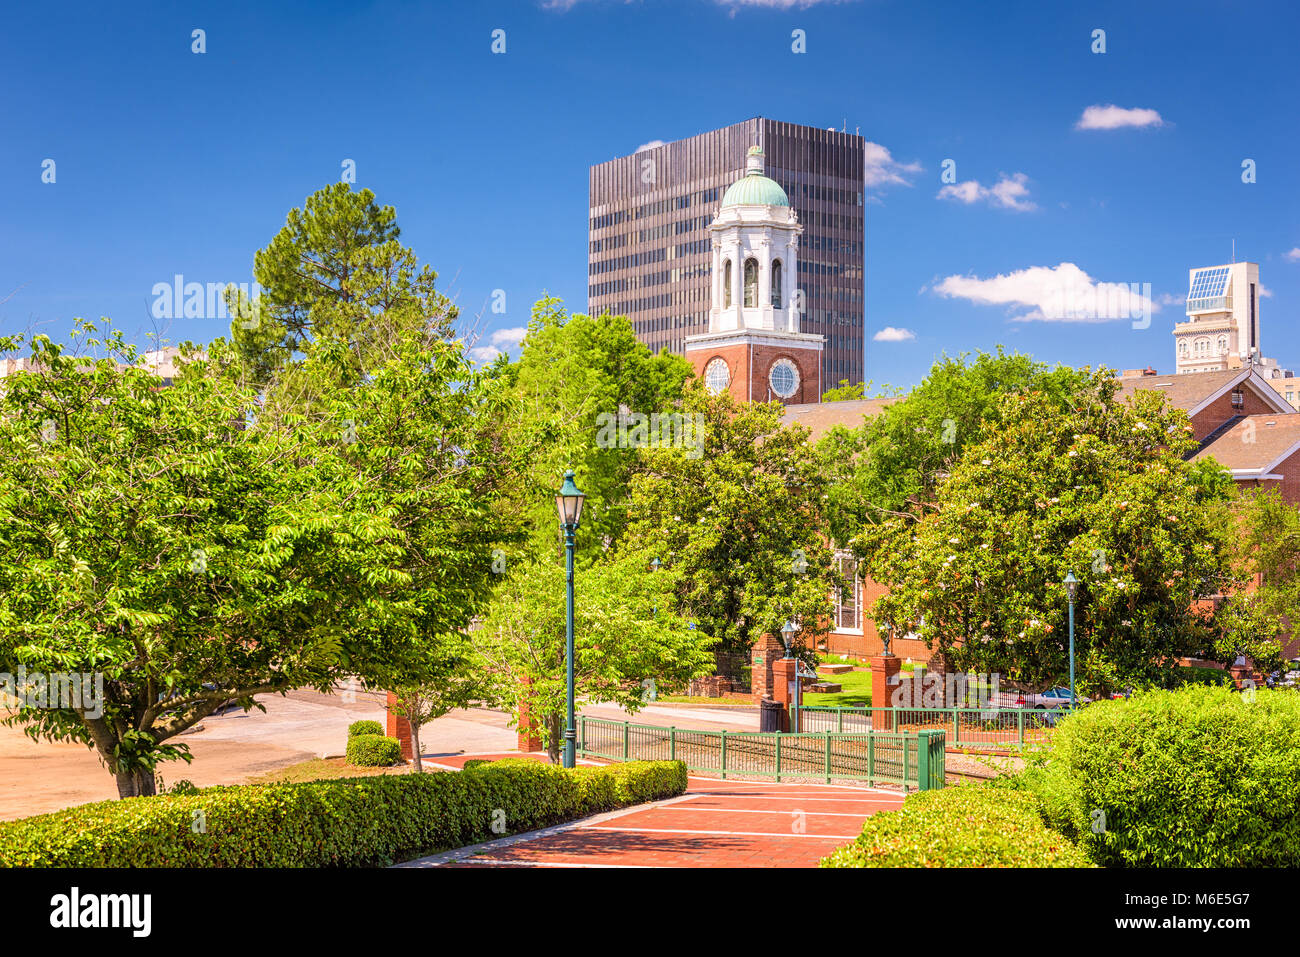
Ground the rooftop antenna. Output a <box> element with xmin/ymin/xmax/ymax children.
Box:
<box><xmin>1232</xmin><ymin>238</ymin><xmax>1236</xmax><ymax>263</ymax></box>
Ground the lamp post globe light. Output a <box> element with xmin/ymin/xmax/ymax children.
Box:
<box><xmin>1063</xmin><ymin>571</ymin><xmax>1079</xmax><ymax>711</ymax></box>
<box><xmin>555</xmin><ymin>470</ymin><xmax>584</xmax><ymax>768</ymax></box>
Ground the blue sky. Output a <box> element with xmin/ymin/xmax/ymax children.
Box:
<box><xmin>2</xmin><ymin>0</ymin><xmax>1297</xmax><ymax>390</ymax></box>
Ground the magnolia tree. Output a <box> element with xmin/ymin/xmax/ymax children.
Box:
<box><xmin>858</xmin><ymin>373</ymin><xmax>1243</xmax><ymax>694</ymax></box>
<box><xmin>475</xmin><ymin>543</ymin><xmax>714</xmax><ymax>762</ymax></box>
<box><xmin>0</xmin><ymin>322</ymin><xmax>518</xmax><ymax>796</ymax></box>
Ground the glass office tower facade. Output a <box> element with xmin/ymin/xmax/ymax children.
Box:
<box><xmin>588</xmin><ymin>117</ymin><xmax>865</xmax><ymax>388</ymax></box>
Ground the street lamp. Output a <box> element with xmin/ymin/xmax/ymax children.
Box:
<box><xmin>780</xmin><ymin>620</ymin><xmax>798</xmax><ymax>658</ymax></box>
<box><xmin>780</xmin><ymin>621</ymin><xmax>799</xmax><ymax>731</ymax></box>
<box><xmin>1063</xmin><ymin>571</ymin><xmax>1079</xmax><ymax>711</ymax></box>
<box><xmin>555</xmin><ymin>470</ymin><xmax>585</xmax><ymax>768</ymax></box>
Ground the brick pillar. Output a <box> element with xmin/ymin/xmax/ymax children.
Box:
<box><xmin>385</xmin><ymin>691</ymin><xmax>414</xmax><ymax>762</ymax></box>
<box><xmin>750</xmin><ymin>633</ymin><xmax>785</xmax><ymax>703</ymax></box>
<box><xmin>516</xmin><ymin>678</ymin><xmax>544</xmax><ymax>753</ymax></box>
<box><xmin>771</xmin><ymin>657</ymin><xmax>796</xmax><ymax>733</ymax></box>
<box><xmin>871</xmin><ymin>654</ymin><xmax>901</xmax><ymax>731</ymax></box>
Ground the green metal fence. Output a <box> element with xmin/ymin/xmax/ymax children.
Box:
<box><xmin>576</xmin><ymin>716</ymin><xmax>945</xmax><ymax>791</ymax></box>
<box><xmin>794</xmin><ymin>705</ymin><xmax>1064</xmax><ymax>749</ymax></box>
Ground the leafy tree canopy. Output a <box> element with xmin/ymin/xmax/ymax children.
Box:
<box><xmin>858</xmin><ymin>371</ymin><xmax>1241</xmax><ymax>693</ymax></box>
<box><xmin>624</xmin><ymin>383</ymin><xmax>841</xmax><ymax>657</ymax></box>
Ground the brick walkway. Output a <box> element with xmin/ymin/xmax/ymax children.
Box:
<box><xmin>402</xmin><ymin>753</ymin><xmax>903</xmax><ymax>868</ymax></box>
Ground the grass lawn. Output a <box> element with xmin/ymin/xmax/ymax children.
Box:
<box><xmin>803</xmin><ymin>668</ymin><xmax>873</xmax><ymax>708</ymax></box>
<box><xmin>244</xmin><ymin>757</ymin><xmax>411</xmax><ymax>785</ymax></box>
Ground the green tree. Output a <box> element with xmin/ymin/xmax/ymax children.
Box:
<box><xmin>475</xmin><ymin>543</ymin><xmax>713</xmax><ymax>762</ymax></box>
<box><xmin>822</xmin><ymin>379</ymin><xmax>868</xmax><ymax>402</ymax></box>
<box><xmin>387</xmin><ymin>630</ymin><xmax>490</xmax><ymax>772</ymax></box>
<box><xmin>0</xmin><ymin>321</ymin><xmax>516</xmax><ymax>796</ymax></box>
<box><xmin>227</xmin><ymin>182</ymin><xmax>456</xmax><ymax>389</ymax></box>
<box><xmin>624</xmin><ymin>382</ymin><xmax>841</xmax><ymax>658</ymax></box>
<box><xmin>1215</xmin><ymin>487</ymin><xmax>1294</xmax><ymax>673</ymax></box>
<box><xmin>859</xmin><ymin>372</ymin><xmax>1241</xmax><ymax>693</ymax></box>
<box><xmin>818</xmin><ymin>349</ymin><xmax>1090</xmax><ymax>545</ymax></box>
<box><xmin>502</xmin><ymin>298</ymin><xmax>694</xmax><ymax>553</ymax></box>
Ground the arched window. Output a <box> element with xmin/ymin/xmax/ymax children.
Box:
<box><xmin>1217</xmin><ymin>335</ymin><xmax>1228</xmax><ymax>355</ymax></box>
<box><xmin>744</xmin><ymin>258</ymin><xmax>758</xmax><ymax>308</ymax></box>
<box><xmin>723</xmin><ymin>259</ymin><xmax>732</xmax><ymax>308</ymax></box>
<box><xmin>1178</xmin><ymin>340</ymin><xmax>1189</xmax><ymax>357</ymax></box>
<box><xmin>1195</xmin><ymin>338</ymin><xmax>1209</xmax><ymax>357</ymax></box>
<box><xmin>771</xmin><ymin>259</ymin><xmax>783</xmax><ymax>307</ymax></box>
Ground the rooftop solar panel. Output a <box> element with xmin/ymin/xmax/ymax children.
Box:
<box><xmin>1187</xmin><ymin>266</ymin><xmax>1232</xmax><ymax>311</ymax></box>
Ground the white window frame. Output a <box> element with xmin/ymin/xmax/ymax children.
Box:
<box><xmin>832</xmin><ymin>551</ymin><xmax>863</xmax><ymax>634</ymax></box>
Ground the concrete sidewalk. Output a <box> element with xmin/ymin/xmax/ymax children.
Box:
<box><xmin>578</xmin><ymin>702</ymin><xmax>759</xmax><ymax>732</ymax></box>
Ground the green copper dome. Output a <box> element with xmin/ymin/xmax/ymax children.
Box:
<box><xmin>720</xmin><ymin>146</ymin><xmax>789</xmax><ymax>208</ymax></box>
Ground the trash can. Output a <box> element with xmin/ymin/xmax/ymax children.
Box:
<box><xmin>760</xmin><ymin>698</ymin><xmax>785</xmax><ymax>733</ymax></box>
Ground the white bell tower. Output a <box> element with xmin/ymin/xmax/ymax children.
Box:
<box><xmin>708</xmin><ymin>147</ymin><xmax>804</xmax><ymax>334</ymax></box>
<box><xmin>685</xmin><ymin>146</ymin><xmax>825</xmax><ymax>405</ymax></box>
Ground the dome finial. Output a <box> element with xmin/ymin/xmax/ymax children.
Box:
<box><xmin>745</xmin><ymin>145</ymin><xmax>764</xmax><ymax>175</ymax></box>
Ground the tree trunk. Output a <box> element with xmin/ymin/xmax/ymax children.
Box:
<box><xmin>547</xmin><ymin>713</ymin><xmax>562</xmax><ymax>764</ymax></box>
<box><xmin>115</xmin><ymin>767</ymin><xmax>157</xmax><ymax>798</ymax></box>
<box><xmin>411</xmin><ymin>721</ymin><xmax>423</xmax><ymax>773</ymax></box>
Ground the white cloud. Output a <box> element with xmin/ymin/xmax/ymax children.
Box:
<box><xmin>1075</xmin><ymin>104</ymin><xmax>1165</xmax><ymax>130</ymax></box>
<box><xmin>635</xmin><ymin>139</ymin><xmax>666</xmax><ymax>153</ymax></box>
<box><xmin>864</xmin><ymin>142</ymin><xmax>921</xmax><ymax>188</ymax></box>
<box><xmin>873</xmin><ymin>326</ymin><xmax>916</xmax><ymax>342</ymax></box>
<box><xmin>1158</xmin><ymin>292</ymin><xmax>1185</xmax><ymax>307</ymax></box>
<box><xmin>1284</xmin><ymin>247</ymin><xmax>1300</xmax><ymax>262</ymax></box>
<box><xmin>932</xmin><ymin>262</ymin><xmax>1159</xmax><ymax>323</ymax></box>
<box><xmin>1259</xmin><ymin>284</ymin><xmax>1274</xmax><ymax>299</ymax></box>
<box><xmin>490</xmin><ymin>326</ymin><xmax>527</xmax><ymax>347</ymax></box>
<box><xmin>937</xmin><ymin>180</ymin><xmax>983</xmax><ymax>204</ymax></box>
<box><xmin>469</xmin><ymin>345</ymin><xmax>502</xmax><ymax>363</ymax></box>
<box><xmin>937</xmin><ymin>173</ymin><xmax>1036</xmax><ymax>211</ymax></box>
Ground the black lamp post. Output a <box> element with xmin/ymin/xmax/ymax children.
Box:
<box><xmin>1063</xmin><ymin>571</ymin><xmax>1079</xmax><ymax>711</ymax></box>
<box><xmin>555</xmin><ymin>470</ymin><xmax>585</xmax><ymax>768</ymax></box>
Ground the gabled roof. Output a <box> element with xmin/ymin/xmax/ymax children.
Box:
<box><xmin>780</xmin><ymin>397</ymin><xmax>898</xmax><ymax>442</ymax></box>
<box><xmin>1192</xmin><ymin>414</ymin><xmax>1300</xmax><ymax>476</ymax></box>
<box><xmin>1116</xmin><ymin>368</ymin><xmax>1292</xmax><ymax>417</ymax></box>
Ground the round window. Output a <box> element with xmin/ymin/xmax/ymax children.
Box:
<box><xmin>768</xmin><ymin>358</ymin><xmax>799</xmax><ymax>398</ymax></box>
<box><xmin>704</xmin><ymin>358</ymin><xmax>730</xmax><ymax>394</ymax></box>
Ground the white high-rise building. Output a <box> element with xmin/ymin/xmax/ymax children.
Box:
<box><xmin>1173</xmin><ymin>262</ymin><xmax>1266</xmax><ymax>374</ymax></box>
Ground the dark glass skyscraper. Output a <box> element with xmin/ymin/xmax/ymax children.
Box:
<box><xmin>588</xmin><ymin>117</ymin><xmax>865</xmax><ymax>388</ymax></box>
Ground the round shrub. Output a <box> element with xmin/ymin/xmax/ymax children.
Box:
<box><xmin>1051</xmin><ymin>685</ymin><xmax>1300</xmax><ymax>867</ymax></box>
<box><xmin>820</xmin><ymin>784</ymin><xmax>1091</xmax><ymax>868</ymax></box>
<box><xmin>347</xmin><ymin>720</ymin><xmax>384</xmax><ymax>738</ymax></box>
<box><xmin>346</xmin><ymin>734</ymin><xmax>402</xmax><ymax>767</ymax></box>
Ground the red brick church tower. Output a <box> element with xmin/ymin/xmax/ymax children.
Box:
<box><xmin>684</xmin><ymin>146</ymin><xmax>824</xmax><ymax>404</ymax></box>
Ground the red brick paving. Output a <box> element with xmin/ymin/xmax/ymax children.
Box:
<box><xmin>417</xmin><ymin>757</ymin><xmax>903</xmax><ymax>868</ymax></box>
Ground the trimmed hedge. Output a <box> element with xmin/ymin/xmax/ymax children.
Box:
<box><xmin>1047</xmin><ymin>685</ymin><xmax>1300</xmax><ymax>867</ymax></box>
<box><xmin>347</xmin><ymin>720</ymin><xmax>384</xmax><ymax>738</ymax></box>
<box><xmin>0</xmin><ymin>759</ymin><xmax>688</xmax><ymax>867</ymax></box>
<box><xmin>820</xmin><ymin>784</ymin><xmax>1093</xmax><ymax>868</ymax></box>
<box><xmin>346</xmin><ymin>735</ymin><xmax>402</xmax><ymax>767</ymax></box>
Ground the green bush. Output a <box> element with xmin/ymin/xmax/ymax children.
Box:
<box><xmin>1048</xmin><ymin>685</ymin><xmax>1300</xmax><ymax>867</ymax></box>
<box><xmin>346</xmin><ymin>735</ymin><xmax>402</xmax><ymax>767</ymax></box>
<box><xmin>820</xmin><ymin>784</ymin><xmax>1092</xmax><ymax>868</ymax></box>
<box><xmin>347</xmin><ymin>720</ymin><xmax>384</xmax><ymax>738</ymax></box>
<box><xmin>0</xmin><ymin>759</ymin><xmax>687</xmax><ymax>867</ymax></box>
